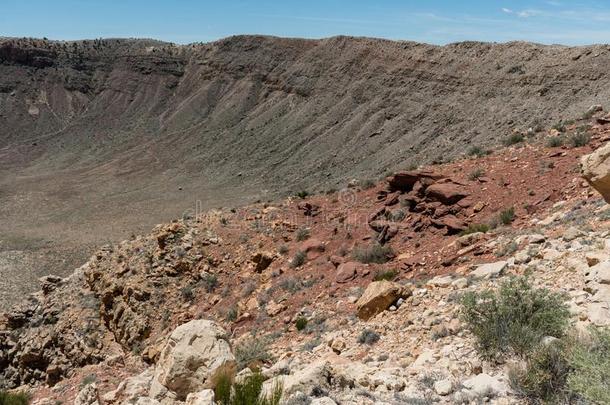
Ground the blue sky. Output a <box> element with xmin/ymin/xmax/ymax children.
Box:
<box><xmin>2</xmin><ymin>1</ymin><xmax>610</xmax><ymax>45</ymax></box>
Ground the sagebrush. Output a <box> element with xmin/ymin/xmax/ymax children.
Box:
<box><xmin>460</xmin><ymin>277</ymin><xmax>569</xmax><ymax>360</ymax></box>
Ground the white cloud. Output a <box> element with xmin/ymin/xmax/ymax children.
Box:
<box><xmin>502</xmin><ymin>7</ymin><xmax>540</xmax><ymax>18</ymax></box>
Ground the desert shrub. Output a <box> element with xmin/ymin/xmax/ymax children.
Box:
<box><xmin>201</xmin><ymin>273</ymin><xmax>218</xmax><ymax>293</ymax></box>
<box><xmin>0</xmin><ymin>391</ymin><xmax>29</xmax><ymax>405</ymax></box>
<box><xmin>468</xmin><ymin>168</ymin><xmax>485</xmax><ymax>181</ymax></box>
<box><xmin>546</xmin><ymin>136</ymin><xmax>564</xmax><ymax>147</ymax></box>
<box><xmin>503</xmin><ymin>133</ymin><xmax>524</xmax><ymax>146</ymax></box>
<box><xmin>509</xmin><ymin>341</ymin><xmax>571</xmax><ymax>403</ymax></box>
<box><xmin>499</xmin><ymin>207</ymin><xmax>515</xmax><ymax>225</ymax></box>
<box><xmin>180</xmin><ymin>285</ymin><xmax>195</xmax><ymax>302</ymax></box>
<box><xmin>567</xmin><ymin>327</ymin><xmax>610</xmax><ymax>404</ymax></box>
<box><xmin>358</xmin><ymin>329</ymin><xmax>380</xmax><ymax>345</ymax></box>
<box><xmin>552</xmin><ymin>121</ymin><xmax>567</xmax><ymax>133</ymax></box>
<box><xmin>352</xmin><ymin>244</ymin><xmax>394</xmax><ymax>264</ymax></box>
<box><xmin>234</xmin><ymin>337</ymin><xmax>272</xmax><ymax>371</ymax></box>
<box><xmin>467</xmin><ymin>146</ymin><xmax>487</xmax><ymax>158</ymax></box>
<box><xmin>295</xmin><ymin>228</ymin><xmax>310</xmax><ymax>242</ymax></box>
<box><xmin>295</xmin><ymin>317</ymin><xmax>308</xmax><ymax>331</ymax></box>
<box><xmin>290</xmin><ymin>251</ymin><xmax>306</xmax><ymax>268</ymax></box>
<box><xmin>279</xmin><ymin>277</ymin><xmax>302</xmax><ymax>292</ymax></box>
<box><xmin>460</xmin><ymin>277</ymin><xmax>569</xmax><ymax>360</ymax></box>
<box><xmin>295</xmin><ymin>190</ymin><xmax>309</xmax><ymax>199</ymax></box>
<box><xmin>226</xmin><ymin>306</ymin><xmax>238</xmax><ymax>322</ymax></box>
<box><xmin>495</xmin><ymin>241</ymin><xmax>518</xmax><ymax>257</ymax></box>
<box><xmin>459</xmin><ymin>223</ymin><xmax>490</xmax><ymax>236</ymax></box>
<box><xmin>569</xmin><ymin>132</ymin><xmax>590</xmax><ymax>148</ymax></box>
<box><xmin>373</xmin><ymin>269</ymin><xmax>399</xmax><ymax>282</ymax></box>
<box><xmin>360</xmin><ymin>179</ymin><xmax>376</xmax><ymax>189</ymax></box>
<box><xmin>277</xmin><ymin>245</ymin><xmax>289</xmax><ymax>255</ymax></box>
<box><xmin>215</xmin><ymin>371</ymin><xmax>282</xmax><ymax>405</ymax></box>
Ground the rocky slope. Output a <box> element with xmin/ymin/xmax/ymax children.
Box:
<box><xmin>3</xmin><ymin>111</ymin><xmax>610</xmax><ymax>403</ymax></box>
<box><xmin>3</xmin><ymin>36</ymin><xmax>610</xmax><ymax>308</ymax></box>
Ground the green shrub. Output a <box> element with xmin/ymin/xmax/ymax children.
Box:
<box><xmin>468</xmin><ymin>168</ymin><xmax>485</xmax><ymax>181</ymax></box>
<box><xmin>201</xmin><ymin>273</ymin><xmax>218</xmax><ymax>293</ymax></box>
<box><xmin>180</xmin><ymin>285</ymin><xmax>196</xmax><ymax>302</ymax></box>
<box><xmin>295</xmin><ymin>228</ymin><xmax>309</xmax><ymax>242</ymax></box>
<box><xmin>552</xmin><ymin>121</ymin><xmax>567</xmax><ymax>133</ymax></box>
<box><xmin>373</xmin><ymin>269</ymin><xmax>399</xmax><ymax>281</ymax></box>
<box><xmin>295</xmin><ymin>190</ymin><xmax>309</xmax><ymax>199</ymax></box>
<box><xmin>0</xmin><ymin>391</ymin><xmax>29</xmax><ymax>405</ymax></box>
<box><xmin>234</xmin><ymin>337</ymin><xmax>272</xmax><ymax>371</ymax></box>
<box><xmin>460</xmin><ymin>277</ymin><xmax>569</xmax><ymax>360</ymax></box>
<box><xmin>352</xmin><ymin>244</ymin><xmax>394</xmax><ymax>264</ymax></box>
<box><xmin>295</xmin><ymin>317</ymin><xmax>308</xmax><ymax>331</ymax></box>
<box><xmin>459</xmin><ymin>223</ymin><xmax>490</xmax><ymax>236</ymax></box>
<box><xmin>495</xmin><ymin>241</ymin><xmax>518</xmax><ymax>257</ymax></box>
<box><xmin>509</xmin><ymin>341</ymin><xmax>571</xmax><ymax>403</ymax></box>
<box><xmin>499</xmin><ymin>207</ymin><xmax>515</xmax><ymax>225</ymax></box>
<box><xmin>546</xmin><ymin>136</ymin><xmax>564</xmax><ymax>147</ymax></box>
<box><xmin>467</xmin><ymin>146</ymin><xmax>487</xmax><ymax>158</ymax></box>
<box><xmin>215</xmin><ymin>371</ymin><xmax>282</xmax><ymax>405</ymax></box>
<box><xmin>358</xmin><ymin>329</ymin><xmax>380</xmax><ymax>345</ymax></box>
<box><xmin>569</xmin><ymin>132</ymin><xmax>590</xmax><ymax>148</ymax></box>
<box><xmin>567</xmin><ymin>327</ymin><xmax>610</xmax><ymax>404</ymax></box>
<box><xmin>290</xmin><ymin>251</ymin><xmax>306</xmax><ymax>268</ymax></box>
<box><xmin>360</xmin><ymin>179</ymin><xmax>376</xmax><ymax>189</ymax></box>
<box><xmin>226</xmin><ymin>306</ymin><xmax>238</xmax><ymax>322</ymax></box>
<box><xmin>503</xmin><ymin>133</ymin><xmax>525</xmax><ymax>146</ymax></box>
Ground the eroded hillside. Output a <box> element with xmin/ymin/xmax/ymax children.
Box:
<box><xmin>3</xmin><ymin>111</ymin><xmax>610</xmax><ymax>403</ymax></box>
<box><xmin>2</xmin><ymin>36</ymin><xmax>610</xmax><ymax>308</ymax></box>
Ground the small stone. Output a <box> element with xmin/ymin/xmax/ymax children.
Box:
<box><xmin>434</xmin><ymin>379</ymin><xmax>454</xmax><ymax>396</ymax></box>
<box><xmin>470</xmin><ymin>261</ymin><xmax>507</xmax><ymax>279</ymax></box>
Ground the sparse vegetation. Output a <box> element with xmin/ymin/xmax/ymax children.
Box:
<box><xmin>201</xmin><ymin>273</ymin><xmax>218</xmax><ymax>293</ymax></box>
<box><xmin>459</xmin><ymin>223</ymin><xmax>490</xmax><ymax>236</ymax></box>
<box><xmin>358</xmin><ymin>329</ymin><xmax>381</xmax><ymax>345</ymax></box>
<box><xmin>360</xmin><ymin>179</ymin><xmax>376</xmax><ymax>189</ymax></box>
<box><xmin>277</xmin><ymin>245</ymin><xmax>289</xmax><ymax>255</ymax></box>
<box><xmin>226</xmin><ymin>306</ymin><xmax>238</xmax><ymax>322</ymax></box>
<box><xmin>468</xmin><ymin>167</ymin><xmax>485</xmax><ymax>181</ymax></box>
<box><xmin>290</xmin><ymin>251</ymin><xmax>306</xmax><ymax>268</ymax></box>
<box><xmin>495</xmin><ymin>241</ymin><xmax>518</xmax><ymax>257</ymax></box>
<box><xmin>498</xmin><ymin>207</ymin><xmax>515</xmax><ymax>225</ymax></box>
<box><xmin>503</xmin><ymin>133</ymin><xmax>525</xmax><ymax>146</ymax></box>
<box><xmin>180</xmin><ymin>285</ymin><xmax>195</xmax><ymax>302</ymax></box>
<box><xmin>373</xmin><ymin>269</ymin><xmax>399</xmax><ymax>281</ymax></box>
<box><xmin>214</xmin><ymin>371</ymin><xmax>282</xmax><ymax>405</ymax></box>
<box><xmin>552</xmin><ymin>121</ymin><xmax>567</xmax><ymax>133</ymax></box>
<box><xmin>568</xmin><ymin>131</ymin><xmax>590</xmax><ymax>148</ymax></box>
<box><xmin>81</xmin><ymin>374</ymin><xmax>97</xmax><ymax>386</ymax></box>
<box><xmin>567</xmin><ymin>327</ymin><xmax>610</xmax><ymax>404</ymax></box>
<box><xmin>0</xmin><ymin>391</ymin><xmax>29</xmax><ymax>405</ymax></box>
<box><xmin>295</xmin><ymin>317</ymin><xmax>308</xmax><ymax>331</ymax></box>
<box><xmin>509</xmin><ymin>340</ymin><xmax>572</xmax><ymax>403</ymax></box>
<box><xmin>460</xmin><ymin>277</ymin><xmax>569</xmax><ymax>360</ymax></box>
<box><xmin>295</xmin><ymin>228</ymin><xmax>310</xmax><ymax>242</ymax></box>
<box><xmin>467</xmin><ymin>146</ymin><xmax>487</xmax><ymax>158</ymax></box>
<box><xmin>295</xmin><ymin>190</ymin><xmax>309</xmax><ymax>199</ymax></box>
<box><xmin>234</xmin><ymin>337</ymin><xmax>272</xmax><ymax>371</ymax></box>
<box><xmin>352</xmin><ymin>243</ymin><xmax>394</xmax><ymax>264</ymax></box>
<box><xmin>546</xmin><ymin>135</ymin><xmax>564</xmax><ymax>147</ymax></box>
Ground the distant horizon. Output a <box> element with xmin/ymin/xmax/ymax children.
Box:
<box><xmin>3</xmin><ymin>1</ymin><xmax>610</xmax><ymax>47</ymax></box>
<box><xmin>2</xmin><ymin>33</ymin><xmax>608</xmax><ymax>48</ymax></box>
